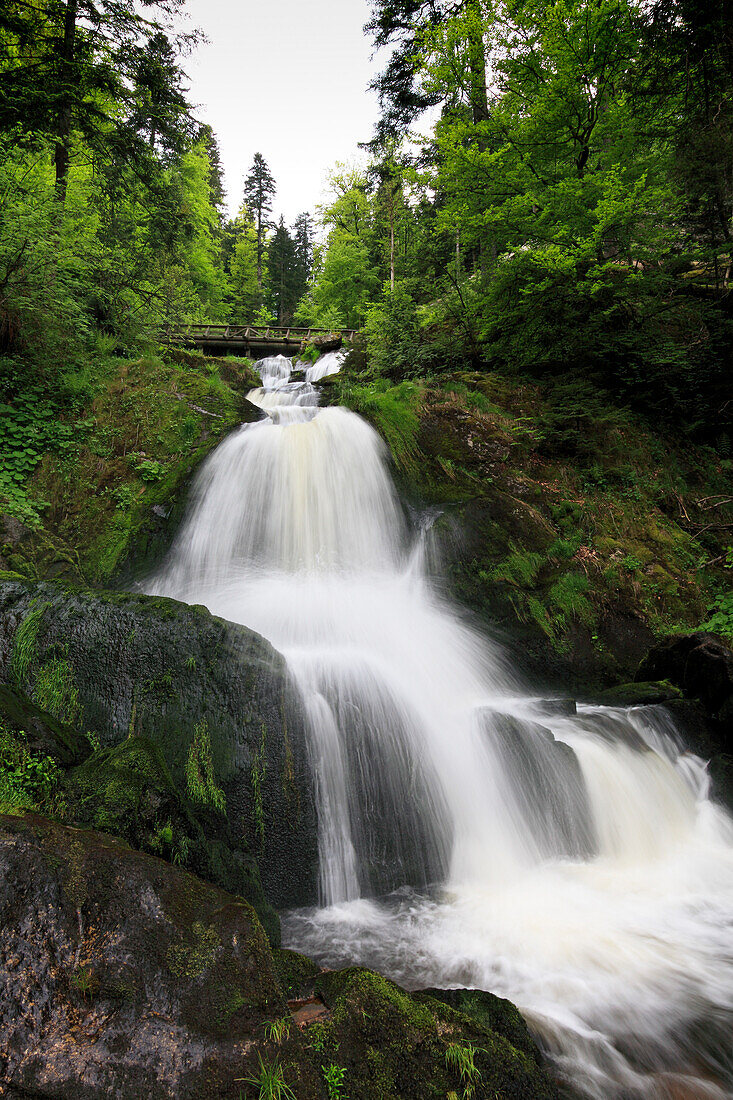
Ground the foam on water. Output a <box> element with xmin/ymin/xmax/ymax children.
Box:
<box><xmin>148</xmin><ymin>353</ymin><xmax>733</xmax><ymax>1099</ymax></box>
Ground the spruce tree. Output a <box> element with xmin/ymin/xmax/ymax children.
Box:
<box><xmin>0</xmin><ymin>0</ymin><xmax>192</xmax><ymax>207</ymax></box>
<box><xmin>267</xmin><ymin>218</ymin><xmax>297</xmax><ymax>324</ymax></box>
<box><xmin>243</xmin><ymin>153</ymin><xmax>276</xmax><ymax>288</ymax></box>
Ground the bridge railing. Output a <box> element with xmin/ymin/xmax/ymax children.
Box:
<box><xmin>160</xmin><ymin>324</ymin><xmax>356</xmax><ymax>342</ymax></box>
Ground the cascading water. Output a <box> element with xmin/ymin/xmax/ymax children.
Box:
<box><xmin>148</xmin><ymin>352</ymin><xmax>733</xmax><ymax>1099</ymax></box>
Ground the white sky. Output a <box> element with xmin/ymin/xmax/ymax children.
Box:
<box><xmin>177</xmin><ymin>0</ymin><xmax>382</xmax><ymax>226</ymax></box>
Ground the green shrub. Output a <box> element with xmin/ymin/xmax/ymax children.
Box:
<box><xmin>700</xmin><ymin>591</ymin><xmax>733</xmax><ymax>640</ymax></box>
<box><xmin>0</xmin><ymin>723</ymin><xmax>60</xmax><ymax>814</ymax></box>
<box><xmin>365</xmin><ymin>282</ymin><xmax>424</xmax><ymax>380</ymax></box>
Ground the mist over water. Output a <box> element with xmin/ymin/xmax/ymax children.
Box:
<box><xmin>149</xmin><ymin>353</ymin><xmax>733</xmax><ymax>1099</ymax></box>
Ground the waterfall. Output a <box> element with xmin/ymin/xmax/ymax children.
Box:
<box><xmin>148</xmin><ymin>354</ymin><xmax>733</xmax><ymax>1100</ymax></box>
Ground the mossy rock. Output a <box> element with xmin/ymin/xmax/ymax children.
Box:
<box><xmin>0</xmin><ymin>682</ymin><xmax>90</xmax><ymax>767</ymax></box>
<box><xmin>416</xmin><ymin>987</ymin><xmax>541</xmax><ymax>1064</ymax></box>
<box><xmin>0</xmin><ymin>576</ymin><xmax>319</xmax><ymax>910</ymax></box>
<box><xmin>0</xmin><ymin>813</ymin><xmax>286</xmax><ymax>1098</ymax></box>
<box><xmin>594</xmin><ymin>680</ymin><xmax>683</xmax><ymax>707</ymax></box>
<box><xmin>272</xmin><ymin>947</ymin><xmax>322</xmax><ymax>1000</ymax></box>
<box><xmin>312</xmin><ymin>967</ymin><xmax>559</xmax><ymax>1100</ymax></box>
<box><xmin>64</xmin><ymin>735</ymin><xmax>279</xmax><ymax>943</ymax></box>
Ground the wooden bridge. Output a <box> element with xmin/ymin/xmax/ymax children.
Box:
<box><xmin>160</xmin><ymin>324</ymin><xmax>356</xmax><ymax>357</ymax></box>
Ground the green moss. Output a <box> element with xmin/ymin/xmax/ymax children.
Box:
<box><xmin>311</xmin><ymin>967</ymin><xmax>558</xmax><ymax>1100</ymax></box>
<box><xmin>595</xmin><ymin>680</ymin><xmax>683</xmax><ymax>706</ymax></box>
<box><xmin>167</xmin><ymin>920</ymin><xmax>220</xmax><ymax>979</ymax></box>
<box><xmin>272</xmin><ymin>948</ymin><xmax>321</xmax><ymax>1000</ymax></box>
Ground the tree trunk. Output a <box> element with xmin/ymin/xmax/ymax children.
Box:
<box><xmin>54</xmin><ymin>0</ymin><xmax>78</xmax><ymax>208</ymax></box>
<box><xmin>389</xmin><ymin>193</ymin><xmax>395</xmax><ymax>291</ymax></box>
<box><xmin>256</xmin><ymin>209</ymin><xmax>263</xmax><ymax>288</ymax></box>
<box><xmin>466</xmin><ymin>0</ymin><xmax>491</xmax><ymax>278</ymax></box>
<box><xmin>466</xmin><ymin>0</ymin><xmax>489</xmax><ymax>143</ymax></box>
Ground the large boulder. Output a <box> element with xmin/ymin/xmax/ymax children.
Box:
<box><xmin>0</xmin><ymin>813</ymin><xmax>295</xmax><ymax>1100</ymax></box>
<box><xmin>0</xmin><ymin>815</ymin><xmax>561</xmax><ymax>1100</ymax></box>
<box><xmin>0</xmin><ymin>574</ymin><xmax>319</xmax><ymax>909</ymax></box>
<box><xmin>312</xmin><ymin>968</ymin><xmax>559</xmax><ymax>1100</ymax></box>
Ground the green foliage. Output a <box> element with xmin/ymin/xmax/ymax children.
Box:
<box><xmin>365</xmin><ymin>282</ymin><xmax>424</xmax><ymax>380</ymax></box>
<box><xmin>0</xmin><ymin>722</ymin><xmax>60</xmax><ymax>814</ymax></box>
<box><xmin>264</xmin><ymin>1017</ymin><xmax>291</xmax><ymax>1045</ymax></box>
<box><xmin>493</xmin><ymin>550</ymin><xmax>544</xmax><ymax>588</ymax></box>
<box><xmin>33</xmin><ymin>660</ymin><xmax>81</xmax><ymax>725</ymax></box>
<box><xmin>12</xmin><ymin>603</ymin><xmax>48</xmax><ymax>683</ymax></box>
<box><xmin>185</xmin><ymin>720</ymin><xmax>226</xmax><ymax>813</ymax></box>
<box><xmin>548</xmin><ymin>573</ymin><xmax>595</xmax><ymax>628</ymax></box>
<box><xmin>228</xmin><ymin>211</ymin><xmax>262</xmax><ymax>321</ymax></box>
<box><xmin>356</xmin><ymin>0</ymin><xmax>733</xmax><ymax>445</ymax></box>
<box><xmin>129</xmin><ymin>456</ymin><xmax>167</xmax><ymax>483</ymax></box>
<box><xmin>444</xmin><ymin>1041</ymin><xmax>481</xmax><ymax>1100</ymax></box>
<box><xmin>700</xmin><ymin>591</ymin><xmax>733</xmax><ymax>640</ymax></box>
<box><xmin>69</xmin><ymin>964</ymin><xmax>98</xmax><ymax>1000</ymax></box>
<box><xmin>322</xmin><ymin>1062</ymin><xmax>348</xmax><ymax>1099</ymax></box>
<box><xmin>0</xmin><ymin>382</ymin><xmax>76</xmax><ymax>526</ymax></box>
<box><xmin>241</xmin><ymin>1054</ymin><xmax>297</xmax><ymax>1100</ymax></box>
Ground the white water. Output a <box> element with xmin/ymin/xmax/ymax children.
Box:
<box><xmin>149</xmin><ymin>354</ymin><xmax>733</xmax><ymax>1099</ymax></box>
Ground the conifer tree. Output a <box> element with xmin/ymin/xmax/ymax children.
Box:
<box><xmin>243</xmin><ymin>153</ymin><xmax>276</xmax><ymax>287</ymax></box>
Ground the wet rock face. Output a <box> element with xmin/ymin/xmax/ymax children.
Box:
<box><xmin>635</xmin><ymin>632</ymin><xmax>733</xmax><ymax>809</ymax></box>
<box><xmin>0</xmin><ymin>682</ymin><xmax>89</xmax><ymax>767</ymax></box>
<box><xmin>0</xmin><ymin>576</ymin><xmax>319</xmax><ymax>909</ymax></box>
<box><xmin>0</xmin><ymin>814</ymin><xmax>285</xmax><ymax>1100</ymax></box>
<box><xmin>637</xmin><ymin>632</ymin><xmax>733</xmax><ymax>741</ymax></box>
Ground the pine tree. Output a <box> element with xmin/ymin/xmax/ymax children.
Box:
<box><xmin>0</xmin><ymin>0</ymin><xmax>192</xmax><ymax>208</ymax></box>
<box><xmin>291</xmin><ymin>212</ymin><xmax>314</xmax><ymax>313</ymax></box>
<box><xmin>267</xmin><ymin>218</ymin><xmax>297</xmax><ymax>324</ymax></box>
<box><xmin>243</xmin><ymin>153</ymin><xmax>276</xmax><ymax>288</ymax></box>
<box><xmin>198</xmin><ymin>125</ymin><xmax>227</xmax><ymax>224</ymax></box>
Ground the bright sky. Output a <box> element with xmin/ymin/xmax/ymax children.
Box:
<box><xmin>178</xmin><ymin>0</ymin><xmax>382</xmax><ymax>226</ymax></box>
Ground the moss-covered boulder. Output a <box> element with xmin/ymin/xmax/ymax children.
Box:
<box><xmin>0</xmin><ymin>815</ymin><xmax>560</xmax><ymax>1100</ymax></box>
<box><xmin>418</xmin><ymin>987</ymin><xmax>541</xmax><ymax>1065</ymax></box>
<box><xmin>311</xmin><ymin>967</ymin><xmax>559</xmax><ymax>1100</ymax></box>
<box><xmin>0</xmin><ymin>575</ymin><xmax>319</xmax><ymax>909</ymax></box>
<box><xmin>0</xmin><ymin>813</ymin><xmax>289</xmax><ymax>1099</ymax></box>
<box><xmin>593</xmin><ymin>680</ymin><xmax>683</xmax><ymax>707</ymax></box>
